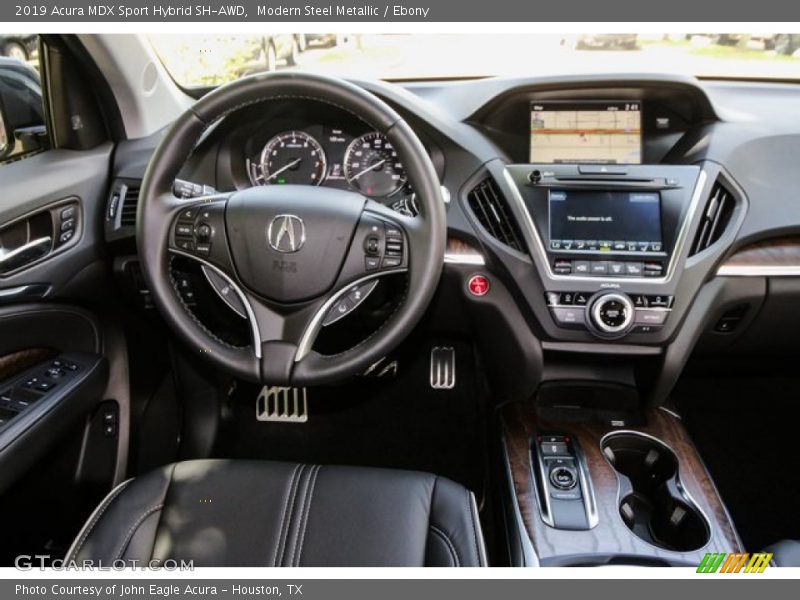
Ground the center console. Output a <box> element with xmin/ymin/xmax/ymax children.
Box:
<box><xmin>505</xmin><ymin>163</ymin><xmax>703</xmax><ymax>343</ymax></box>
<box><xmin>500</xmin><ymin>401</ymin><xmax>742</xmax><ymax>567</ymax></box>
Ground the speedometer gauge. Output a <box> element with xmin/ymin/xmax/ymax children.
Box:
<box><xmin>253</xmin><ymin>131</ymin><xmax>327</xmax><ymax>186</ymax></box>
<box><xmin>344</xmin><ymin>132</ymin><xmax>407</xmax><ymax>198</ymax></box>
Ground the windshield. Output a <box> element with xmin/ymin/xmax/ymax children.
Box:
<box><xmin>149</xmin><ymin>33</ymin><xmax>800</xmax><ymax>87</ymax></box>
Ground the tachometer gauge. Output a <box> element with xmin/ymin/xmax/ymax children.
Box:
<box><xmin>344</xmin><ymin>132</ymin><xmax>407</xmax><ymax>198</ymax></box>
<box><xmin>252</xmin><ymin>131</ymin><xmax>327</xmax><ymax>186</ymax></box>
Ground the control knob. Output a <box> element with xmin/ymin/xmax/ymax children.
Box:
<box><xmin>588</xmin><ymin>292</ymin><xmax>634</xmax><ymax>338</ymax></box>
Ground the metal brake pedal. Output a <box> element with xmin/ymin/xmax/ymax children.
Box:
<box><xmin>430</xmin><ymin>346</ymin><xmax>456</xmax><ymax>390</ymax></box>
<box><xmin>256</xmin><ymin>386</ymin><xmax>308</xmax><ymax>423</ymax></box>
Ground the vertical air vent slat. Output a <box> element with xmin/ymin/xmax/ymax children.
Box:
<box><xmin>691</xmin><ymin>180</ymin><xmax>735</xmax><ymax>255</ymax></box>
<box><xmin>119</xmin><ymin>185</ymin><xmax>141</xmax><ymax>228</ymax></box>
<box><xmin>466</xmin><ymin>178</ymin><xmax>524</xmax><ymax>252</ymax></box>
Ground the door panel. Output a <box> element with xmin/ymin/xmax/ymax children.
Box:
<box><xmin>0</xmin><ymin>144</ymin><xmax>112</xmax><ymax>295</ymax></box>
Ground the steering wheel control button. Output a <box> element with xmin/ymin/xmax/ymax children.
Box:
<box><xmin>178</xmin><ymin>207</ymin><xmax>199</xmax><ymax>221</ymax></box>
<box><xmin>467</xmin><ymin>274</ymin><xmax>490</xmax><ymax>297</ymax></box>
<box><xmin>175</xmin><ymin>239</ymin><xmax>194</xmax><ymax>252</ymax></box>
<box><xmin>323</xmin><ymin>280</ymin><xmax>379</xmax><ymax>327</ymax></box>
<box><xmin>550</xmin><ymin>466</ymin><xmax>578</xmax><ymax>490</ymax></box>
<box><xmin>196</xmin><ymin>224</ymin><xmax>212</xmax><ymax>240</ymax></box>
<box><xmin>364</xmin><ymin>235</ymin><xmax>380</xmax><ymax>255</ymax></box>
<box><xmin>175</xmin><ymin>223</ymin><xmax>194</xmax><ymax>237</ymax></box>
<box><xmin>588</xmin><ymin>292</ymin><xmax>635</xmax><ymax>337</ymax></box>
<box><xmin>365</xmin><ymin>256</ymin><xmax>380</xmax><ymax>271</ymax></box>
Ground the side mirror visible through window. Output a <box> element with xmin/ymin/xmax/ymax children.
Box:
<box><xmin>0</xmin><ymin>52</ymin><xmax>46</xmax><ymax>162</ymax></box>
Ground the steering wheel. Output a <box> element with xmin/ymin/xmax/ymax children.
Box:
<box><xmin>137</xmin><ymin>73</ymin><xmax>446</xmax><ymax>386</ymax></box>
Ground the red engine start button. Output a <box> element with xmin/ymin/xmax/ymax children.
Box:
<box><xmin>468</xmin><ymin>274</ymin><xmax>490</xmax><ymax>296</ymax></box>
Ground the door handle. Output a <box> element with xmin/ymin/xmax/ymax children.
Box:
<box><xmin>0</xmin><ymin>237</ymin><xmax>52</xmax><ymax>275</ymax></box>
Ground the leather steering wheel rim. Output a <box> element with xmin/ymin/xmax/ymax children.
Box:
<box><xmin>137</xmin><ymin>72</ymin><xmax>446</xmax><ymax>386</ymax></box>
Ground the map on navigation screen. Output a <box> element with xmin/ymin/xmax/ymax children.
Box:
<box><xmin>529</xmin><ymin>102</ymin><xmax>642</xmax><ymax>164</ymax></box>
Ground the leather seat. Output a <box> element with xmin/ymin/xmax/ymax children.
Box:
<box><xmin>764</xmin><ymin>540</ymin><xmax>800</xmax><ymax>567</ymax></box>
<box><xmin>65</xmin><ymin>459</ymin><xmax>487</xmax><ymax>567</ymax></box>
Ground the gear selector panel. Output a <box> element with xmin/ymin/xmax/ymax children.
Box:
<box><xmin>533</xmin><ymin>433</ymin><xmax>598</xmax><ymax>531</ymax></box>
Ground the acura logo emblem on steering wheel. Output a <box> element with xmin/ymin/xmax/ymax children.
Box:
<box><xmin>267</xmin><ymin>214</ymin><xmax>306</xmax><ymax>253</ymax></box>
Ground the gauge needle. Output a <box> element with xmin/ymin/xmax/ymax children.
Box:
<box><xmin>267</xmin><ymin>158</ymin><xmax>302</xmax><ymax>181</ymax></box>
<box><xmin>348</xmin><ymin>159</ymin><xmax>386</xmax><ymax>183</ymax></box>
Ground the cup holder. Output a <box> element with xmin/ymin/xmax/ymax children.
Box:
<box><xmin>601</xmin><ymin>432</ymin><xmax>710</xmax><ymax>552</ymax></box>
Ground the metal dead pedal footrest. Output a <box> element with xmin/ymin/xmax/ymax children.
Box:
<box><xmin>256</xmin><ymin>386</ymin><xmax>308</xmax><ymax>423</ymax></box>
<box><xmin>430</xmin><ymin>346</ymin><xmax>456</xmax><ymax>390</ymax></box>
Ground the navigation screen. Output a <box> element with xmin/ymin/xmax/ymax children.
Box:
<box><xmin>548</xmin><ymin>190</ymin><xmax>662</xmax><ymax>253</ymax></box>
<box><xmin>530</xmin><ymin>101</ymin><xmax>642</xmax><ymax>164</ymax></box>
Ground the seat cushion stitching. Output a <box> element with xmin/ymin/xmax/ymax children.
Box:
<box><xmin>428</xmin><ymin>525</ymin><xmax>460</xmax><ymax>567</ymax></box>
<box><xmin>277</xmin><ymin>464</ymin><xmax>306</xmax><ymax>567</ymax></box>
<box><xmin>294</xmin><ymin>465</ymin><xmax>321</xmax><ymax>567</ymax></box>
<box><xmin>285</xmin><ymin>465</ymin><xmax>312</xmax><ymax>567</ymax></box>
<box><xmin>69</xmin><ymin>480</ymin><xmax>133</xmax><ymax>560</ymax></box>
<box><xmin>465</xmin><ymin>488</ymin><xmax>482</xmax><ymax>566</ymax></box>
<box><xmin>271</xmin><ymin>464</ymin><xmax>301</xmax><ymax>567</ymax></box>
<box><xmin>113</xmin><ymin>504</ymin><xmax>165</xmax><ymax>561</ymax></box>
<box><xmin>148</xmin><ymin>463</ymin><xmax>179</xmax><ymax>563</ymax></box>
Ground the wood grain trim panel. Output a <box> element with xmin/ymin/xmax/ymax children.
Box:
<box><xmin>0</xmin><ymin>348</ymin><xmax>55</xmax><ymax>383</ymax></box>
<box><xmin>445</xmin><ymin>237</ymin><xmax>485</xmax><ymax>265</ymax></box>
<box><xmin>719</xmin><ymin>236</ymin><xmax>800</xmax><ymax>274</ymax></box>
<box><xmin>501</xmin><ymin>401</ymin><xmax>743</xmax><ymax>565</ymax></box>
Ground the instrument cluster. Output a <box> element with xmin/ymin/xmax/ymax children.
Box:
<box><xmin>245</xmin><ymin>125</ymin><xmax>417</xmax><ymax>214</ymax></box>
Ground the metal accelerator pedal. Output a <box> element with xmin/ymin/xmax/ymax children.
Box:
<box><xmin>256</xmin><ymin>386</ymin><xmax>308</xmax><ymax>423</ymax></box>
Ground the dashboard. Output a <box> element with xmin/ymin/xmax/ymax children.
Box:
<box><xmin>105</xmin><ymin>73</ymin><xmax>800</xmax><ymax>403</ymax></box>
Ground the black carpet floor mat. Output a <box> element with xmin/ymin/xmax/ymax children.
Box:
<box><xmin>675</xmin><ymin>375</ymin><xmax>800</xmax><ymax>551</ymax></box>
<box><xmin>214</xmin><ymin>339</ymin><xmax>488</xmax><ymax>498</ymax></box>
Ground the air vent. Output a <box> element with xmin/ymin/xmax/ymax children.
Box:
<box><xmin>467</xmin><ymin>178</ymin><xmax>525</xmax><ymax>251</ymax></box>
<box><xmin>690</xmin><ymin>180</ymin><xmax>736</xmax><ymax>255</ymax></box>
<box><xmin>119</xmin><ymin>184</ymin><xmax>141</xmax><ymax>228</ymax></box>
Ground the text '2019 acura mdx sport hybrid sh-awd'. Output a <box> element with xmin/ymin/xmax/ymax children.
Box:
<box><xmin>0</xmin><ymin>33</ymin><xmax>799</xmax><ymax>568</ymax></box>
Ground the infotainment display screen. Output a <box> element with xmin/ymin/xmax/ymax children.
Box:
<box><xmin>530</xmin><ymin>101</ymin><xmax>642</xmax><ymax>164</ymax></box>
<box><xmin>548</xmin><ymin>190</ymin><xmax>662</xmax><ymax>253</ymax></box>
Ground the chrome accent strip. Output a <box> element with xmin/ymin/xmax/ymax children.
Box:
<box><xmin>501</xmin><ymin>168</ymin><xmax>708</xmax><ymax>285</ymax></box>
<box><xmin>443</xmin><ymin>251</ymin><xmax>486</xmax><ymax>266</ymax></box>
<box><xmin>547</xmin><ymin>304</ymin><xmax>672</xmax><ymax>312</ymax></box>
<box><xmin>590</xmin><ymin>292</ymin><xmax>635</xmax><ymax>334</ymax></box>
<box><xmin>717</xmin><ymin>264</ymin><xmax>800</xmax><ymax>277</ymax></box>
<box><xmin>0</xmin><ymin>236</ymin><xmax>52</xmax><ymax>268</ymax></box>
<box><xmin>599</xmin><ymin>430</ymin><xmax>714</xmax><ymax>553</ymax></box>
<box><xmin>0</xmin><ymin>285</ymin><xmax>30</xmax><ymax>298</ymax></box>
<box><xmin>575</xmin><ymin>440</ymin><xmax>600</xmax><ymax>530</ymax></box>
<box><xmin>532</xmin><ymin>440</ymin><xmax>555</xmax><ymax>528</ymax></box>
<box><xmin>294</xmin><ymin>268</ymin><xmax>407</xmax><ymax>362</ymax></box>
<box><xmin>658</xmin><ymin>406</ymin><xmax>683</xmax><ymax>420</ymax></box>
<box><xmin>169</xmin><ymin>249</ymin><xmax>262</xmax><ymax>358</ymax></box>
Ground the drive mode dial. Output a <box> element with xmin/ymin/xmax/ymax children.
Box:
<box><xmin>588</xmin><ymin>292</ymin><xmax>634</xmax><ymax>337</ymax></box>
